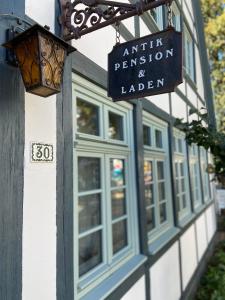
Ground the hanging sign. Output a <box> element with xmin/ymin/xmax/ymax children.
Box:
<box><xmin>108</xmin><ymin>28</ymin><xmax>182</xmax><ymax>101</ymax></box>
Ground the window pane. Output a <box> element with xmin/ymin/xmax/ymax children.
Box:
<box><xmin>155</xmin><ymin>129</ymin><xmax>163</xmax><ymax>148</ymax></box>
<box><xmin>78</xmin><ymin>157</ymin><xmax>101</xmax><ymax>192</ymax></box>
<box><xmin>145</xmin><ymin>184</ymin><xmax>154</xmax><ymax>206</ymax></box>
<box><xmin>176</xmin><ymin>196</ymin><xmax>180</xmax><ymax>211</ymax></box>
<box><xmin>180</xmin><ymin>162</ymin><xmax>184</xmax><ymax>177</ymax></box>
<box><xmin>181</xmin><ymin>178</ymin><xmax>185</xmax><ymax>192</ymax></box>
<box><xmin>143</xmin><ymin>125</ymin><xmax>151</xmax><ymax>146</ymax></box>
<box><xmin>144</xmin><ymin>160</ymin><xmax>153</xmax><ymax>184</ymax></box>
<box><xmin>175</xmin><ymin>162</ymin><xmax>179</xmax><ymax>177</ymax></box>
<box><xmin>112</xmin><ymin>220</ymin><xmax>127</xmax><ymax>254</ymax></box>
<box><xmin>79</xmin><ymin>194</ymin><xmax>101</xmax><ymax>233</ymax></box>
<box><xmin>108</xmin><ymin>112</ymin><xmax>124</xmax><ymax>140</ymax></box>
<box><xmin>111</xmin><ymin>189</ymin><xmax>126</xmax><ymax>219</ymax></box>
<box><xmin>146</xmin><ymin>208</ymin><xmax>155</xmax><ymax>232</ymax></box>
<box><xmin>110</xmin><ymin>159</ymin><xmax>125</xmax><ymax>187</ymax></box>
<box><xmin>182</xmin><ymin>194</ymin><xmax>187</xmax><ymax>208</ymax></box>
<box><xmin>77</xmin><ymin>99</ymin><xmax>99</xmax><ymax>136</ymax></box>
<box><xmin>160</xmin><ymin>203</ymin><xmax>167</xmax><ymax>223</ymax></box>
<box><xmin>178</xmin><ymin>139</ymin><xmax>183</xmax><ymax>153</ymax></box>
<box><xmin>158</xmin><ymin>182</ymin><xmax>165</xmax><ymax>201</ymax></box>
<box><xmin>175</xmin><ymin>179</ymin><xmax>179</xmax><ymax>195</ymax></box>
<box><xmin>157</xmin><ymin>161</ymin><xmax>164</xmax><ymax>180</ymax></box>
<box><xmin>79</xmin><ymin>231</ymin><xmax>102</xmax><ymax>276</ymax></box>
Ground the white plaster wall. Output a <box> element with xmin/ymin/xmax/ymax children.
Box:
<box><xmin>146</xmin><ymin>93</ymin><xmax>170</xmax><ymax>114</ymax></box>
<box><xmin>186</xmin><ymin>84</ymin><xmax>198</xmax><ymax>108</ymax></box>
<box><xmin>73</xmin><ymin>26</ymin><xmax>125</xmax><ymax>70</ymax></box>
<box><xmin>206</xmin><ymin>204</ymin><xmax>217</xmax><ymax>243</ymax></box>
<box><xmin>180</xmin><ymin>225</ymin><xmax>198</xmax><ymax>290</ymax></box>
<box><xmin>24</xmin><ymin>1</ymin><xmax>57</xmax><ymax>300</ymax></box>
<box><xmin>171</xmin><ymin>92</ymin><xmax>187</xmax><ymax>121</ymax></box>
<box><xmin>195</xmin><ymin>47</ymin><xmax>205</xmax><ymax>100</ymax></box>
<box><xmin>183</xmin><ymin>1</ymin><xmax>194</xmax><ymax>29</ymax></box>
<box><xmin>26</xmin><ymin>0</ymin><xmax>55</xmax><ymax>32</ymax></box>
<box><xmin>150</xmin><ymin>242</ymin><xmax>181</xmax><ymax>300</ymax></box>
<box><xmin>121</xmin><ymin>276</ymin><xmax>146</xmax><ymax>300</ymax></box>
<box><xmin>195</xmin><ymin>214</ymin><xmax>208</xmax><ymax>261</ymax></box>
<box><xmin>140</xmin><ymin>19</ymin><xmax>152</xmax><ymax>37</ymax></box>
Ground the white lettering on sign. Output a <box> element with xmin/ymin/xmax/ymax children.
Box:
<box><xmin>121</xmin><ymin>78</ymin><xmax>165</xmax><ymax>94</ymax></box>
<box><xmin>31</xmin><ymin>143</ymin><xmax>54</xmax><ymax>162</ymax></box>
<box><xmin>114</xmin><ymin>49</ymin><xmax>174</xmax><ymax>72</ymax></box>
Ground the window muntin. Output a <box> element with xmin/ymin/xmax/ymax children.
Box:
<box><xmin>73</xmin><ymin>76</ymin><xmax>138</xmax><ymax>296</ymax></box>
<box><xmin>184</xmin><ymin>26</ymin><xmax>195</xmax><ymax>81</ymax></box>
<box><xmin>143</xmin><ymin>113</ymin><xmax>173</xmax><ymax>241</ymax></box>
<box><xmin>173</xmin><ymin>131</ymin><xmax>191</xmax><ymax>220</ymax></box>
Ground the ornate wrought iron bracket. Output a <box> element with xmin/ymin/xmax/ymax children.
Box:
<box><xmin>59</xmin><ymin>0</ymin><xmax>173</xmax><ymax>40</ymax></box>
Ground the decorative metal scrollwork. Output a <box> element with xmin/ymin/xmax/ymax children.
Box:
<box><xmin>60</xmin><ymin>0</ymin><xmax>173</xmax><ymax>40</ymax></box>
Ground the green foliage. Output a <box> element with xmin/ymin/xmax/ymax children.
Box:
<box><xmin>175</xmin><ymin>108</ymin><xmax>225</xmax><ymax>181</ymax></box>
<box><xmin>196</xmin><ymin>242</ymin><xmax>225</xmax><ymax>300</ymax></box>
<box><xmin>201</xmin><ymin>1</ymin><xmax>225</xmax><ymax>133</ymax></box>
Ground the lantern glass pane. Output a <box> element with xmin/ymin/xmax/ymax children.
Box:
<box><xmin>15</xmin><ymin>34</ymin><xmax>41</xmax><ymax>88</ymax></box>
<box><xmin>39</xmin><ymin>32</ymin><xmax>66</xmax><ymax>92</ymax></box>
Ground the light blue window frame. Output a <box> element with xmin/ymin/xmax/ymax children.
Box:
<box><xmin>173</xmin><ymin>129</ymin><xmax>192</xmax><ymax>222</ymax></box>
<box><xmin>200</xmin><ymin>147</ymin><xmax>210</xmax><ymax>203</ymax></box>
<box><xmin>184</xmin><ymin>25</ymin><xmax>195</xmax><ymax>81</ymax></box>
<box><xmin>143</xmin><ymin>112</ymin><xmax>174</xmax><ymax>245</ymax></box>
<box><xmin>72</xmin><ymin>74</ymin><xmax>140</xmax><ymax>299</ymax></box>
<box><xmin>150</xmin><ymin>6</ymin><xmax>164</xmax><ymax>30</ymax></box>
<box><xmin>189</xmin><ymin>144</ymin><xmax>202</xmax><ymax>210</ymax></box>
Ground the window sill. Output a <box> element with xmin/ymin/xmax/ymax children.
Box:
<box><xmin>80</xmin><ymin>254</ymin><xmax>147</xmax><ymax>300</ymax></box>
<box><xmin>148</xmin><ymin>227</ymin><xmax>180</xmax><ymax>255</ymax></box>
<box><xmin>178</xmin><ymin>213</ymin><xmax>195</xmax><ymax>229</ymax></box>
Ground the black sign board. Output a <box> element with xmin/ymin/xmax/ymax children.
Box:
<box><xmin>108</xmin><ymin>28</ymin><xmax>183</xmax><ymax>101</ymax></box>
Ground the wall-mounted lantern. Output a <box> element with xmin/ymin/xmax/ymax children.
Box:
<box><xmin>3</xmin><ymin>24</ymin><xmax>76</xmax><ymax>97</ymax></box>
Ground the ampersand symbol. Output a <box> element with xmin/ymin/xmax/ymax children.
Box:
<box><xmin>138</xmin><ymin>70</ymin><xmax>145</xmax><ymax>78</ymax></box>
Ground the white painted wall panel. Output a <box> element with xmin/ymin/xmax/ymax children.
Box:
<box><xmin>23</xmin><ymin>1</ymin><xmax>57</xmax><ymax>299</ymax></box>
<box><xmin>171</xmin><ymin>92</ymin><xmax>187</xmax><ymax>121</ymax></box>
<box><xmin>73</xmin><ymin>26</ymin><xmax>125</xmax><ymax>70</ymax></box>
<box><xmin>186</xmin><ymin>84</ymin><xmax>197</xmax><ymax>108</ymax></box>
<box><xmin>26</xmin><ymin>0</ymin><xmax>55</xmax><ymax>32</ymax></box>
<box><xmin>121</xmin><ymin>276</ymin><xmax>146</xmax><ymax>300</ymax></box>
<box><xmin>180</xmin><ymin>225</ymin><xmax>198</xmax><ymax>290</ymax></box>
<box><xmin>195</xmin><ymin>46</ymin><xmax>205</xmax><ymax>100</ymax></box>
<box><xmin>183</xmin><ymin>1</ymin><xmax>194</xmax><ymax>29</ymax></box>
<box><xmin>206</xmin><ymin>204</ymin><xmax>217</xmax><ymax>243</ymax></box>
<box><xmin>177</xmin><ymin>79</ymin><xmax>186</xmax><ymax>95</ymax></box>
<box><xmin>150</xmin><ymin>242</ymin><xmax>181</xmax><ymax>300</ymax></box>
<box><xmin>146</xmin><ymin>93</ymin><xmax>170</xmax><ymax>114</ymax></box>
<box><xmin>23</xmin><ymin>94</ymin><xmax>57</xmax><ymax>300</ymax></box>
<box><xmin>195</xmin><ymin>214</ymin><xmax>208</xmax><ymax>261</ymax></box>
<box><xmin>140</xmin><ymin>19</ymin><xmax>152</xmax><ymax>37</ymax></box>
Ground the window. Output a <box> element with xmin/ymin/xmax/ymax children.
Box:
<box><xmin>143</xmin><ymin>112</ymin><xmax>173</xmax><ymax>243</ymax></box>
<box><xmin>189</xmin><ymin>144</ymin><xmax>202</xmax><ymax>209</ymax></box>
<box><xmin>73</xmin><ymin>75</ymin><xmax>139</xmax><ymax>297</ymax></box>
<box><xmin>150</xmin><ymin>6</ymin><xmax>163</xmax><ymax>30</ymax></box>
<box><xmin>184</xmin><ymin>26</ymin><xmax>195</xmax><ymax>81</ymax></box>
<box><xmin>173</xmin><ymin>130</ymin><xmax>191</xmax><ymax>221</ymax></box>
<box><xmin>200</xmin><ymin>147</ymin><xmax>210</xmax><ymax>202</ymax></box>
<box><xmin>171</xmin><ymin>2</ymin><xmax>181</xmax><ymax>31</ymax></box>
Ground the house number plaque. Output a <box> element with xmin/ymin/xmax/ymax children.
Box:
<box><xmin>31</xmin><ymin>143</ymin><xmax>54</xmax><ymax>162</ymax></box>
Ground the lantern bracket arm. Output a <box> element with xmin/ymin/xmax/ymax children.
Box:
<box><xmin>59</xmin><ymin>0</ymin><xmax>173</xmax><ymax>40</ymax></box>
